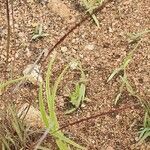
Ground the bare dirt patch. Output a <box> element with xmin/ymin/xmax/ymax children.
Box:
<box><xmin>0</xmin><ymin>0</ymin><xmax>150</xmax><ymax>149</ymax></box>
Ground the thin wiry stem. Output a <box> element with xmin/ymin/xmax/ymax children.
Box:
<box><xmin>6</xmin><ymin>0</ymin><xmax>11</xmax><ymax>79</ymax></box>
<box><xmin>12</xmin><ymin>0</ymin><xmax>113</xmax><ymax>91</ymax></box>
<box><xmin>42</xmin><ymin>0</ymin><xmax>112</xmax><ymax>63</ymax></box>
<box><xmin>10</xmin><ymin>0</ymin><xmax>14</xmax><ymax>31</ymax></box>
<box><xmin>10</xmin><ymin>0</ymin><xmax>15</xmax><ymax>80</ymax></box>
<box><xmin>34</xmin><ymin>103</ymin><xmax>140</xmax><ymax>149</ymax></box>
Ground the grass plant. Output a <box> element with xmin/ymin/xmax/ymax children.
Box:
<box><xmin>107</xmin><ymin>40</ymin><xmax>150</xmax><ymax>142</ymax></box>
<box><xmin>38</xmin><ymin>53</ymin><xmax>86</xmax><ymax>149</ymax></box>
<box><xmin>32</xmin><ymin>24</ymin><xmax>49</xmax><ymax>40</ymax></box>
<box><xmin>82</xmin><ymin>0</ymin><xmax>104</xmax><ymax>27</ymax></box>
<box><xmin>107</xmin><ymin>41</ymin><xmax>141</xmax><ymax>104</ymax></box>
<box><xmin>127</xmin><ymin>29</ymin><xmax>150</xmax><ymax>43</ymax></box>
<box><xmin>65</xmin><ymin>64</ymin><xmax>86</xmax><ymax>114</ymax></box>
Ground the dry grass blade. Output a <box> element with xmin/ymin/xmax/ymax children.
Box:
<box><xmin>9</xmin><ymin>107</ymin><xmax>24</xmax><ymax>143</ymax></box>
<box><xmin>0</xmin><ymin>105</ymin><xmax>26</xmax><ymax>149</ymax></box>
<box><xmin>0</xmin><ymin>104</ymin><xmax>45</xmax><ymax>149</ymax></box>
<box><xmin>0</xmin><ymin>76</ymin><xmax>27</xmax><ymax>89</ymax></box>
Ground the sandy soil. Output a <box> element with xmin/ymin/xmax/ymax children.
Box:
<box><xmin>0</xmin><ymin>0</ymin><xmax>150</xmax><ymax>149</ymax></box>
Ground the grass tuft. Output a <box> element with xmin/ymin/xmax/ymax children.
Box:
<box><xmin>127</xmin><ymin>29</ymin><xmax>150</xmax><ymax>44</ymax></box>
<box><xmin>65</xmin><ymin>63</ymin><xmax>86</xmax><ymax>114</ymax></box>
<box><xmin>107</xmin><ymin>41</ymin><xmax>141</xmax><ymax>104</ymax></box>
<box><xmin>0</xmin><ymin>105</ymin><xmax>28</xmax><ymax>149</ymax></box>
<box><xmin>0</xmin><ymin>76</ymin><xmax>27</xmax><ymax>95</ymax></box>
<box><xmin>107</xmin><ymin>40</ymin><xmax>150</xmax><ymax>142</ymax></box>
<box><xmin>138</xmin><ymin>112</ymin><xmax>150</xmax><ymax>143</ymax></box>
<box><xmin>32</xmin><ymin>24</ymin><xmax>49</xmax><ymax>40</ymax></box>
<box><xmin>82</xmin><ymin>0</ymin><xmax>104</xmax><ymax>27</ymax></box>
<box><xmin>38</xmin><ymin>53</ymin><xmax>86</xmax><ymax>149</ymax></box>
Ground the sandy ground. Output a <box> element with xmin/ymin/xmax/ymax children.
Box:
<box><xmin>0</xmin><ymin>0</ymin><xmax>150</xmax><ymax>149</ymax></box>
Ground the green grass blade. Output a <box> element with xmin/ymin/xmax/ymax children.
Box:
<box><xmin>114</xmin><ymin>93</ymin><xmax>122</xmax><ymax>105</ymax></box>
<box><xmin>45</xmin><ymin>53</ymin><xmax>58</xmax><ymax>129</ymax></box>
<box><xmin>66</xmin><ymin>64</ymin><xmax>86</xmax><ymax>114</ymax></box>
<box><xmin>56</xmin><ymin>139</ymin><xmax>69</xmax><ymax>150</ymax></box>
<box><xmin>57</xmin><ymin>134</ymin><xmax>86</xmax><ymax>150</ymax></box>
<box><xmin>123</xmin><ymin>41</ymin><xmax>141</xmax><ymax>68</ymax></box>
<box><xmin>108</xmin><ymin>41</ymin><xmax>141</xmax><ymax>83</ymax></box>
<box><xmin>122</xmin><ymin>52</ymin><xmax>133</xmax><ymax>68</ymax></box>
<box><xmin>65</xmin><ymin>108</ymin><xmax>77</xmax><ymax>115</ymax></box>
<box><xmin>127</xmin><ymin>29</ymin><xmax>150</xmax><ymax>43</ymax></box>
<box><xmin>139</xmin><ymin>128</ymin><xmax>146</xmax><ymax>139</ymax></box>
<box><xmin>114</xmin><ymin>79</ymin><xmax>125</xmax><ymax>105</ymax></box>
<box><xmin>123</xmin><ymin>58</ymin><xmax>132</xmax><ymax>69</ymax></box>
<box><xmin>120</xmin><ymin>76</ymin><xmax>135</xmax><ymax>95</ymax></box>
<box><xmin>39</xmin><ymin>24</ymin><xmax>43</xmax><ymax>35</ymax></box>
<box><xmin>41</xmin><ymin>33</ymin><xmax>49</xmax><ymax>37</ymax></box>
<box><xmin>38</xmin><ymin>56</ymin><xmax>85</xmax><ymax>149</ymax></box>
<box><xmin>52</xmin><ymin>65</ymin><xmax>69</xmax><ymax>100</ymax></box>
<box><xmin>5</xmin><ymin>136</ymin><xmax>15</xmax><ymax>146</ymax></box>
<box><xmin>80</xmin><ymin>83</ymin><xmax>86</xmax><ymax>103</ymax></box>
<box><xmin>107</xmin><ymin>68</ymin><xmax>122</xmax><ymax>82</ymax></box>
<box><xmin>39</xmin><ymin>83</ymin><xmax>49</xmax><ymax>127</ymax></box>
<box><xmin>143</xmin><ymin>112</ymin><xmax>150</xmax><ymax>128</ymax></box>
<box><xmin>31</xmin><ymin>34</ymin><xmax>40</xmax><ymax>40</ymax></box>
<box><xmin>2</xmin><ymin>143</ymin><xmax>6</xmax><ymax>150</ymax></box>
<box><xmin>138</xmin><ymin>129</ymin><xmax>150</xmax><ymax>143</ymax></box>
<box><xmin>69</xmin><ymin>83</ymin><xmax>80</xmax><ymax>107</ymax></box>
<box><xmin>91</xmin><ymin>14</ymin><xmax>100</xmax><ymax>27</ymax></box>
<box><xmin>75</xmin><ymin>83</ymin><xmax>85</xmax><ymax>108</ymax></box>
<box><xmin>82</xmin><ymin>0</ymin><xmax>100</xmax><ymax>27</ymax></box>
<box><xmin>50</xmin><ymin>65</ymin><xmax>69</xmax><ymax>129</ymax></box>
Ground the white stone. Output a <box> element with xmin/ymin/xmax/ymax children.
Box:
<box><xmin>69</xmin><ymin>61</ymin><xmax>78</xmax><ymax>70</ymax></box>
<box><xmin>61</xmin><ymin>46</ymin><xmax>68</xmax><ymax>53</ymax></box>
<box><xmin>84</xmin><ymin>44</ymin><xmax>95</xmax><ymax>50</ymax></box>
<box><xmin>23</xmin><ymin>64</ymin><xmax>43</xmax><ymax>85</ymax></box>
<box><xmin>116</xmin><ymin>115</ymin><xmax>121</xmax><ymax>120</ymax></box>
<box><xmin>18</xmin><ymin>103</ymin><xmax>44</xmax><ymax>128</ymax></box>
<box><xmin>79</xmin><ymin>54</ymin><xmax>84</xmax><ymax>58</ymax></box>
<box><xmin>26</xmin><ymin>47</ymin><xmax>32</xmax><ymax>57</ymax></box>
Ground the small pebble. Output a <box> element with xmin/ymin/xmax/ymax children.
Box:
<box><xmin>84</xmin><ymin>44</ymin><xmax>95</xmax><ymax>51</ymax></box>
<box><xmin>81</xmin><ymin>103</ymin><xmax>86</xmax><ymax>108</ymax></box>
<box><xmin>61</xmin><ymin>46</ymin><xmax>68</xmax><ymax>53</ymax></box>
<box><xmin>106</xmin><ymin>146</ymin><xmax>114</xmax><ymax>150</ymax></box>
<box><xmin>79</xmin><ymin>54</ymin><xmax>83</xmax><ymax>58</ymax></box>
<box><xmin>116</xmin><ymin>115</ymin><xmax>121</xmax><ymax>120</ymax></box>
<box><xmin>26</xmin><ymin>47</ymin><xmax>32</xmax><ymax>57</ymax></box>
